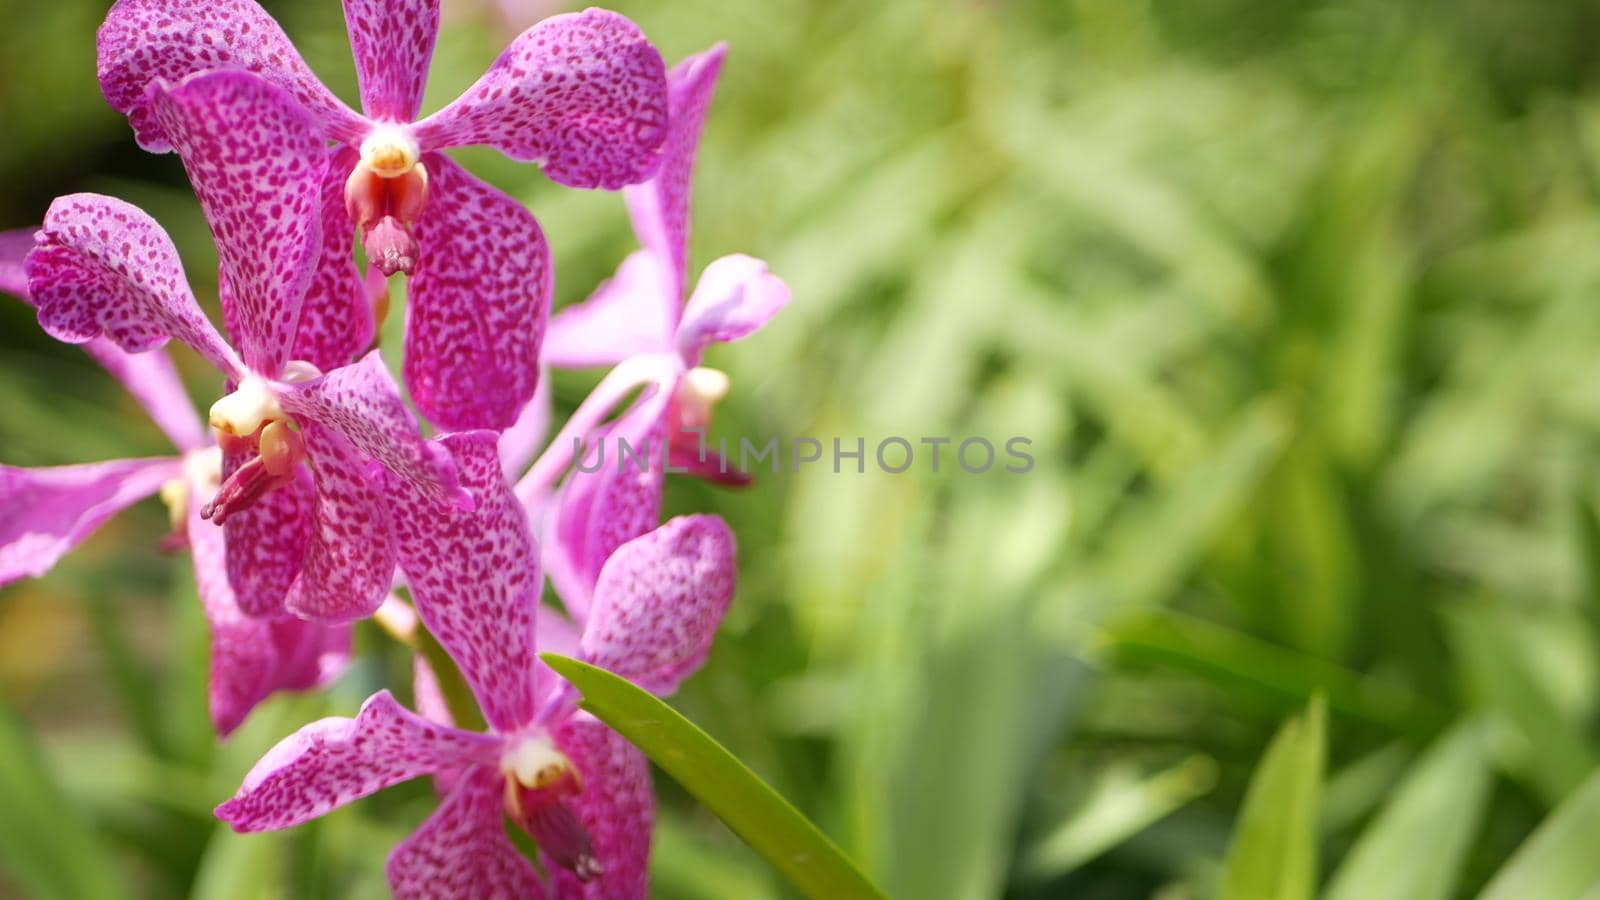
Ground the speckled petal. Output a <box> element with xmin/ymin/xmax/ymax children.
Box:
<box><xmin>411</xmin><ymin>8</ymin><xmax>667</xmax><ymax>189</ymax></box>
<box><xmin>0</xmin><ymin>227</ymin><xmax>32</xmax><ymax>298</ymax></box>
<box><xmin>279</xmin><ymin>351</ymin><xmax>467</xmax><ymax>508</ymax></box>
<box><xmin>547</xmin><ymin>386</ymin><xmax>669</xmax><ymax>620</ymax></box>
<box><xmin>283</xmin><ymin>422</ymin><xmax>395</xmax><ymax>622</ymax></box>
<box><xmin>97</xmin><ymin>0</ymin><xmax>366</xmax><ymax>150</ymax></box>
<box><xmin>343</xmin><ymin>0</ymin><xmax>439</xmax><ymax>121</ymax></box>
<box><xmin>293</xmin><ymin>147</ymin><xmax>373</xmax><ymax>373</ymax></box>
<box><xmin>580</xmin><ymin>514</ymin><xmax>735</xmax><ymax>695</ymax></box>
<box><xmin>215</xmin><ymin>690</ymin><xmax>499</xmax><ymax>832</ymax></box>
<box><xmin>221</xmin><ymin>454</ymin><xmax>313</xmax><ymax>619</ymax></box>
<box><xmin>387</xmin><ymin>766</ymin><xmax>548</xmax><ymax>900</ymax></box>
<box><xmin>625</xmin><ymin>43</ymin><xmax>725</xmax><ymax>306</ymax></box>
<box><xmin>26</xmin><ymin>193</ymin><xmax>244</xmax><ymax>379</ymax></box>
<box><xmin>387</xmin><ymin>431</ymin><xmax>539</xmax><ymax>733</ymax></box>
<box><xmin>549</xmin><ymin>714</ymin><xmax>653</xmax><ymax>900</ymax></box>
<box><xmin>543</xmin><ymin>250</ymin><xmax>674</xmax><ymax>369</ymax></box>
<box><xmin>0</xmin><ymin>457</ymin><xmax>180</xmax><ymax>587</ymax></box>
<box><xmin>147</xmin><ymin>70</ymin><xmax>327</xmax><ymax>377</ymax></box>
<box><xmin>406</xmin><ymin>154</ymin><xmax>549</xmax><ymax>431</ymax></box>
<box><xmin>188</xmin><ymin>476</ymin><xmax>350</xmax><ymax>736</ymax></box>
<box><xmin>674</xmin><ymin>254</ymin><xmax>790</xmax><ymax>365</ymax></box>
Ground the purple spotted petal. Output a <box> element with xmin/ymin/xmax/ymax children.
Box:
<box><xmin>406</xmin><ymin>154</ymin><xmax>549</xmax><ymax>431</ymax></box>
<box><xmin>625</xmin><ymin>43</ymin><xmax>725</xmax><ymax>306</ymax></box>
<box><xmin>343</xmin><ymin>0</ymin><xmax>439</xmax><ymax>122</ymax></box>
<box><xmin>283</xmin><ymin>422</ymin><xmax>395</xmax><ymax>622</ymax></box>
<box><xmin>221</xmin><ymin>453</ymin><xmax>313</xmax><ymax>619</ymax></box>
<box><xmin>188</xmin><ymin>478</ymin><xmax>349</xmax><ymax>736</ymax></box>
<box><xmin>279</xmin><ymin>351</ymin><xmax>466</xmax><ymax>508</ymax></box>
<box><xmin>547</xmin><ymin>386</ymin><xmax>669</xmax><ymax>620</ymax></box>
<box><xmin>97</xmin><ymin>0</ymin><xmax>366</xmax><ymax>150</ymax></box>
<box><xmin>0</xmin><ymin>227</ymin><xmax>33</xmax><ymax>298</ymax></box>
<box><xmin>216</xmin><ymin>690</ymin><xmax>499</xmax><ymax>832</ymax></box>
<box><xmin>386</xmin><ymin>766</ymin><xmax>547</xmax><ymax>900</ymax></box>
<box><xmin>411</xmin><ymin>9</ymin><xmax>668</xmax><ymax>190</ymax></box>
<box><xmin>543</xmin><ymin>250</ymin><xmax>674</xmax><ymax>369</ymax></box>
<box><xmin>549</xmin><ymin>715</ymin><xmax>653</xmax><ymax>900</ymax></box>
<box><xmin>580</xmin><ymin>514</ymin><xmax>736</xmax><ymax>695</ymax></box>
<box><xmin>388</xmin><ymin>431</ymin><xmax>539</xmax><ymax>733</ymax></box>
<box><xmin>26</xmin><ymin>194</ymin><xmax>244</xmax><ymax>379</ymax></box>
<box><xmin>147</xmin><ymin>70</ymin><xmax>327</xmax><ymax>378</ymax></box>
<box><xmin>293</xmin><ymin>147</ymin><xmax>373</xmax><ymax>373</ymax></box>
<box><xmin>674</xmin><ymin>254</ymin><xmax>790</xmax><ymax>365</ymax></box>
<box><xmin>0</xmin><ymin>457</ymin><xmax>180</xmax><ymax>587</ymax></box>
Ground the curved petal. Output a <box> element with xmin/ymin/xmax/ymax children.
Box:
<box><xmin>543</xmin><ymin>250</ymin><xmax>674</xmax><ymax>369</ymax></box>
<box><xmin>215</xmin><ymin>690</ymin><xmax>499</xmax><ymax>832</ymax></box>
<box><xmin>0</xmin><ymin>227</ymin><xmax>33</xmax><ymax>299</ymax></box>
<box><xmin>0</xmin><ymin>457</ymin><xmax>180</xmax><ymax>587</ymax></box>
<box><xmin>279</xmin><ymin>351</ymin><xmax>467</xmax><ymax>509</ymax></box>
<box><xmin>26</xmin><ymin>194</ymin><xmax>243</xmax><ymax>379</ymax></box>
<box><xmin>147</xmin><ymin>70</ymin><xmax>328</xmax><ymax>377</ymax></box>
<box><xmin>406</xmin><ymin>154</ymin><xmax>550</xmax><ymax>431</ymax></box>
<box><xmin>97</xmin><ymin>0</ymin><xmax>366</xmax><ymax>150</ymax></box>
<box><xmin>293</xmin><ymin>147</ymin><xmax>374</xmax><ymax>373</ymax></box>
<box><xmin>386</xmin><ymin>766</ymin><xmax>547</xmax><ymax>900</ymax></box>
<box><xmin>625</xmin><ymin>43</ymin><xmax>726</xmax><ymax>307</ymax></box>
<box><xmin>220</xmin><ymin>454</ymin><xmax>313</xmax><ymax>619</ymax></box>
<box><xmin>674</xmin><ymin>254</ymin><xmax>790</xmax><ymax>365</ymax></box>
<box><xmin>580</xmin><ymin>515</ymin><xmax>736</xmax><ymax>695</ymax></box>
<box><xmin>188</xmin><ymin>477</ymin><xmax>350</xmax><ymax>736</ymax></box>
<box><xmin>343</xmin><ymin>0</ymin><xmax>439</xmax><ymax>122</ymax></box>
<box><xmin>388</xmin><ymin>431</ymin><xmax>540</xmax><ymax>733</ymax></box>
<box><xmin>549</xmin><ymin>715</ymin><xmax>653</xmax><ymax>900</ymax></box>
<box><xmin>283</xmin><ymin>422</ymin><xmax>396</xmax><ymax>622</ymax></box>
<box><xmin>411</xmin><ymin>9</ymin><xmax>668</xmax><ymax>189</ymax></box>
<box><xmin>546</xmin><ymin>386</ymin><xmax>669</xmax><ymax>620</ymax></box>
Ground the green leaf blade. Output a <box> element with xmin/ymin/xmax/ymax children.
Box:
<box><xmin>542</xmin><ymin>654</ymin><xmax>885</xmax><ymax>900</ymax></box>
<box><xmin>1220</xmin><ymin>697</ymin><xmax>1327</xmax><ymax>900</ymax></box>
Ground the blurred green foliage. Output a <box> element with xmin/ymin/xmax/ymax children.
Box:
<box><xmin>8</xmin><ymin>0</ymin><xmax>1600</xmax><ymax>897</ymax></box>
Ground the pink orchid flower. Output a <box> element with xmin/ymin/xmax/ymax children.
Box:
<box><xmin>98</xmin><ymin>0</ymin><xmax>669</xmax><ymax>431</ymax></box>
<box><xmin>25</xmin><ymin>70</ymin><xmax>468</xmax><ymax>625</ymax></box>
<box><xmin>516</xmin><ymin>45</ymin><xmax>788</xmax><ymax>618</ymax></box>
<box><xmin>215</xmin><ymin>428</ymin><xmax>736</xmax><ymax>899</ymax></box>
<box><xmin>0</xmin><ymin>228</ymin><xmax>348</xmax><ymax>737</ymax></box>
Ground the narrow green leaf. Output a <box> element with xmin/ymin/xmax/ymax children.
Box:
<box><xmin>542</xmin><ymin>654</ymin><xmax>885</xmax><ymax>900</ymax></box>
<box><xmin>1220</xmin><ymin>697</ymin><xmax>1326</xmax><ymax>900</ymax></box>
<box><xmin>414</xmin><ymin>620</ymin><xmax>486</xmax><ymax>734</ymax></box>
<box><xmin>1022</xmin><ymin>755</ymin><xmax>1218</xmax><ymax>879</ymax></box>
<box><xmin>1478</xmin><ymin>768</ymin><xmax>1600</xmax><ymax>900</ymax></box>
<box><xmin>0</xmin><ymin>700</ymin><xmax>131</xmax><ymax>900</ymax></box>
<box><xmin>1324</xmin><ymin>723</ymin><xmax>1490</xmax><ymax>900</ymax></box>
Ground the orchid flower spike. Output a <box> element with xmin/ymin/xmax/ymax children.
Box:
<box><xmin>25</xmin><ymin>71</ymin><xmax>468</xmax><ymax>625</ymax></box>
<box><xmin>98</xmin><ymin>0</ymin><xmax>670</xmax><ymax>431</ymax></box>
<box><xmin>0</xmin><ymin>229</ymin><xmax>348</xmax><ymax>736</ymax></box>
<box><xmin>519</xmin><ymin>45</ymin><xmax>789</xmax><ymax>616</ymax></box>
<box><xmin>215</xmin><ymin>430</ymin><xmax>737</xmax><ymax>899</ymax></box>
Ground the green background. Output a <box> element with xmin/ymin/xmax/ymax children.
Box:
<box><xmin>6</xmin><ymin>0</ymin><xmax>1600</xmax><ymax>897</ymax></box>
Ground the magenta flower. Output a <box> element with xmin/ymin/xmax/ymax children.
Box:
<box><xmin>215</xmin><ymin>429</ymin><xmax>737</xmax><ymax>898</ymax></box>
<box><xmin>25</xmin><ymin>70</ymin><xmax>466</xmax><ymax>624</ymax></box>
<box><xmin>0</xmin><ymin>229</ymin><xmax>348</xmax><ymax>736</ymax></box>
<box><xmin>98</xmin><ymin>0</ymin><xmax>669</xmax><ymax>430</ymax></box>
<box><xmin>521</xmin><ymin>45</ymin><xmax>788</xmax><ymax>615</ymax></box>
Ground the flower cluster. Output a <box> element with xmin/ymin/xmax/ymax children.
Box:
<box><xmin>0</xmin><ymin>2</ymin><xmax>786</xmax><ymax>896</ymax></box>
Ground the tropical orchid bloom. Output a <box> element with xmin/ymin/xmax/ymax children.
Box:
<box><xmin>518</xmin><ymin>44</ymin><xmax>788</xmax><ymax>616</ymax></box>
<box><xmin>25</xmin><ymin>70</ymin><xmax>466</xmax><ymax>624</ymax></box>
<box><xmin>0</xmin><ymin>229</ymin><xmax>349</xmax><ymax>737</ymax></box>
<box><xmin>97</xmin><ymin>0</ymin><xmax>669</xmax><ymax>430</ymax></box>
<box><xmin>216</xmin><ymin>429</ymin><xmax>737</xmax><ymax>899</ymax></box>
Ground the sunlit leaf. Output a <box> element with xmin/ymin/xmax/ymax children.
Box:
<box><xmin>1220</xmin><ymin>697</ymin><xmax>1326</xmax><ymax>900</ymax></box>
